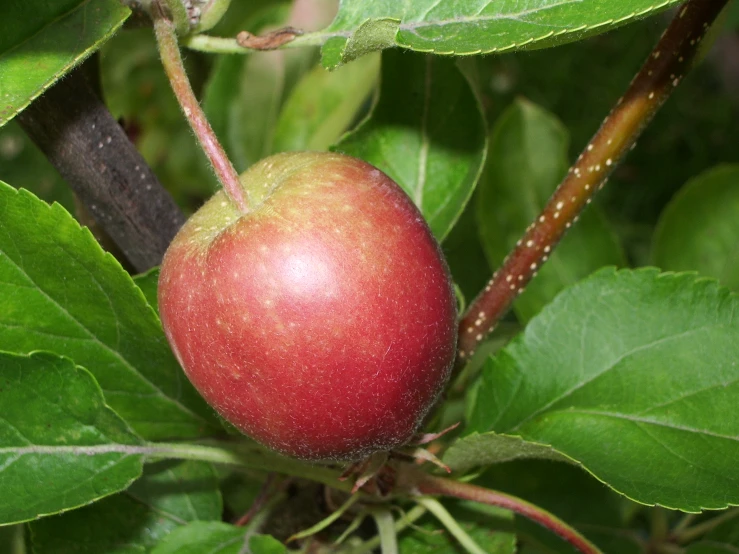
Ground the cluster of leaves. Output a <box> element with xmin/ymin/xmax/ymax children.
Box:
<box><xmin>1</xmin><ymin>0</ymin><xmax>739</xmax><ymax>553</ymax></box>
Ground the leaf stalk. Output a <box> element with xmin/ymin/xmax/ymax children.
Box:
<box><xmin>404</xmin><ymin>471</ymin><xmax>603</xmax><ymax>554</ymax></box>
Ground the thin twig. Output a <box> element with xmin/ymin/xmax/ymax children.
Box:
<box><xmin>456</xmin><ymin>0</ymin><xmax>730</xmax><ymax>362</ymax></box>
<box><xmin>183</xmin><ymin>30</ymin><xmax>329</xmax><ymax>53</ymax></box>
<box><xmin>151</xmin><ymin>1</ymin><xmax>250</xmax><ymax>213</ymax></box>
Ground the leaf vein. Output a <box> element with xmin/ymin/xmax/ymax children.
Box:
<box><xmin>511</xmin><ymin>324</ymin><xmax>730</xmax><ymax>431</ymax></box>
<box><xmin>0</xmin><ymin>228</ymin><xmax>206</xmax><ymax>425</ymax></box>
<box><xmin>564</xmin><ymin>409</ymin><xmax>739</xmax><ymax>444</ymax></box>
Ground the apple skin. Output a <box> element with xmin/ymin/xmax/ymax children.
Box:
<box><xmin>158</xmin><ymin>152</ymin><xmax>457</xmax><ymax>461</ymax></box>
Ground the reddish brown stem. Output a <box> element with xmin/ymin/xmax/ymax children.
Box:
<box><xmin>409</xmin><ymin>472</ymin><xmax>603</xmax><ymax>554</ymax></box>
<box><xmin>457</xmin><ymin>0</ymin><xmax>729</xmax><ymax>362</ymax></box>
<box><xmin>152</xmin><ymin>1</ymin><xmax>250</xmax><ymax>213</ymax></box>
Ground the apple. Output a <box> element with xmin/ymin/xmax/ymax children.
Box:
<box><xmin>158</xmin><ymin>152</ymin><xmax>457</xmax><ymax>460</ymax></box>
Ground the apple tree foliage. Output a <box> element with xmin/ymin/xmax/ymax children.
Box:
<box><xmin>1</xmin><ymin>0</ymin><xmax>739</xmax><ymax>552</ymax></box>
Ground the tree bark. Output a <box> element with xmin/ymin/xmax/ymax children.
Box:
<box><xmin>18</xmin><ymin>61</ymin><xmax>185</xmax><ymax>272</ymax></box>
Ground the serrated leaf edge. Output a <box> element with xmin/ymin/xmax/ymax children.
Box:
<box><xmin>481</xmin><ymin>267</ymin><xmax>739</xmax><ymax>511</ymax></box>
<box><xmin>314</xmin><ymin>0</ymin><xmax>680</xmax><ymax>68</ymax></box>
<box><xmin>0</xmin><ymin>0</ymin><xmax>130</xmax><ymax>127</ymax></box>
<box><xmin>0</xmin><ymin>351</ymin><xmax>145</xmax><ymax>525</ymax></box>
<box><xmin>444</xmin><ymin>430</ymin><xmax>572</xmax><ymax>473</ymax></box>
<box><xmin>0</xmin><ymin>183</ymin><xmax>210</xmax><ymax>428</ymax></box>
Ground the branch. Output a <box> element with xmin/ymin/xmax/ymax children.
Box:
<box><xmin>406</xmin><ymin>471</ymin><xmax>603</xmax><ymax>554</ymax></box>
<box><xmin>151</xmin><ymin>1</ymin><xmax>250</xmax><ymax>213</ymax></box>
<box><xmin>17</xmin><ymin>61</ymin><xmax>185</xmax><ymax>273</ymax></box>
<box><xmin>456</xmin><ymin>0</ymin><xmax>730</xmax><ymax>362</ymax></box>
<box><xmin>182</xmin><ymin>29</ymin><xmax>325</xmax><ymax>54</ymax></box>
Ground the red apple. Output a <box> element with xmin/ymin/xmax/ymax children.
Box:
<box><xmin>158</xmin><ymin>152</ymin><xmax>457</xmax><ymax>460</ymax></box>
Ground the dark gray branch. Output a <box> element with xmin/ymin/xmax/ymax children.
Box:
<box><xmin>17</xmin><ymin>62</ymin><xmax>186</xmax><ymax>273</ymax></box>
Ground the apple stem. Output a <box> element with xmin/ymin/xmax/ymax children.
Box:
<box><xmin>456</xmin><ymin>0</ymin><xmax>729</xmax><ymax>363</ymax></box>
<box><xmin>152</xmin><ymin>1</ymin><xmax>250</xmax><ymax>213</ymax></box>
<box><xmin>406</xmin><ymin>471</ymin><xmax>603</xmax><ymax>554</ymax></box>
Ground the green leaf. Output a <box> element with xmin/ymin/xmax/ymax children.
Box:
<box><xmin>442</xmin><ymin>195</ymin><xmax>491</xmax><ymax>303</ymax></box>
<box><xmin>0</xmin><ymin>352</ymin><xmax>143</xmax><ymax>525</ymax></box>
<box><xmin>703</xmin><ymin>512</ymin><xmax>739</xmax><ymax>543</ymax></box>
<box><xmin>399</xmin><ymin>501</ymin><xmax>516</xmax><ymax>554</ymax></box>
<box><xmin>399</xmin><ymin>526</ymin><xmax>516</xmax><ymax>554</ymax></box>
<box><xmin>0</xmin><ymin>182</ymin><xmax>217</xmax><ymax>440</ymax></box>
<box><xmin>317</xmin><ymin>0</ymin><xmax>682</xmax><ymax>69</ymax></box>
<box><xmin>0</xmin><ymin>523</ymin><xmax>27</xmax><ymax>554</ymax></box>
<box><xmin>272</xmin><ymin>52</ymin><xmax>380</xmax><ymax>153</ymax></box>
<box><xmin>0</xmin><ymin>526</ymin><xmax>24</xmax><ymax>554</ymax></box>
<box><xmin>133</xmin><ymin>267</ymin><xmax>160</xmax><ymax>316</ymax></box>
<box><xmin>685</xmin><ymin>510</ymin><xmax>739</xmax><ymax>553</ymax></box>
<box><xmin>150</xmin><ymin>522</ymin><xmax>285</xmax><ymax>554</ymax></box>
<box><xmin>686</xmin><ymin>544</ymin><xmax>738</xmax><ymax>554</ymax></box>
<box><xmin>444</xmin><ymin>433</ymin><xmax>569</xmax><ymax>474</ymax></box>
<box><xmin>468</xmin><ymin>268</ymin><xmax>739</xmax><ymax>511</ymax></box>
<box><xmin>477</xmin><ymin>98</ymin><xmax>625</xmax><ymax>321</ymax></box>
<box><xmin>653</xmin><ymin>165</ymin><xmax>739</xmax><ymax>291</ymax></box>
<box><xmin>0</xmin><ymin>0</ymin><xmax>129</xmax><ymax>127</ymax></box>
<box><xmin>126</xmin><ymin>460</ymin><xmax>221</xmax><ymax>521</ymax></box>
<box><xmin>475</xmin><ymin>460</ymin><xmax>642</xmax><ymax>554</ymax></box>
<box><xmin>248</xmin><ymin>535</ymin><xmax>289</xmax><ymax>554</ymax></box>
<box><xmin>202</xmin><ymin>3</ymin><xmax>316</xmax><ymax>172</ymax></box>
<box><xmin>727</xmin><ymin>1</ymin><xmax>739</xmax><ymax>30</ymax></box>
<box><xmin>334</xmin><ymin>50</ymin><xmax>486</xmax><ymax>241</ymax></box>
<box><xmin>29</xmin><ymin>460</ymin><xmax>222</xmax><ymax>553</ymax></box>
<box><xmin>206</xmin><ymin>0</ymin><xmax>277</xmax><ymax>36</ymax></box>
<box><xmin>205</xmin><ymin>51</ymin><xmax>284</xmax><ymax>172</ymax></box>
<box><xmin>219</xmin><ymin>470</ymin><xmax>269</xmax><ymax>519</ymax></box>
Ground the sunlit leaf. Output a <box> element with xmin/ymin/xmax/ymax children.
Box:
<box><xmin>469</xmin><ymin>269</ymin><xmax>739</xmax><ymax>511</ymax></box>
